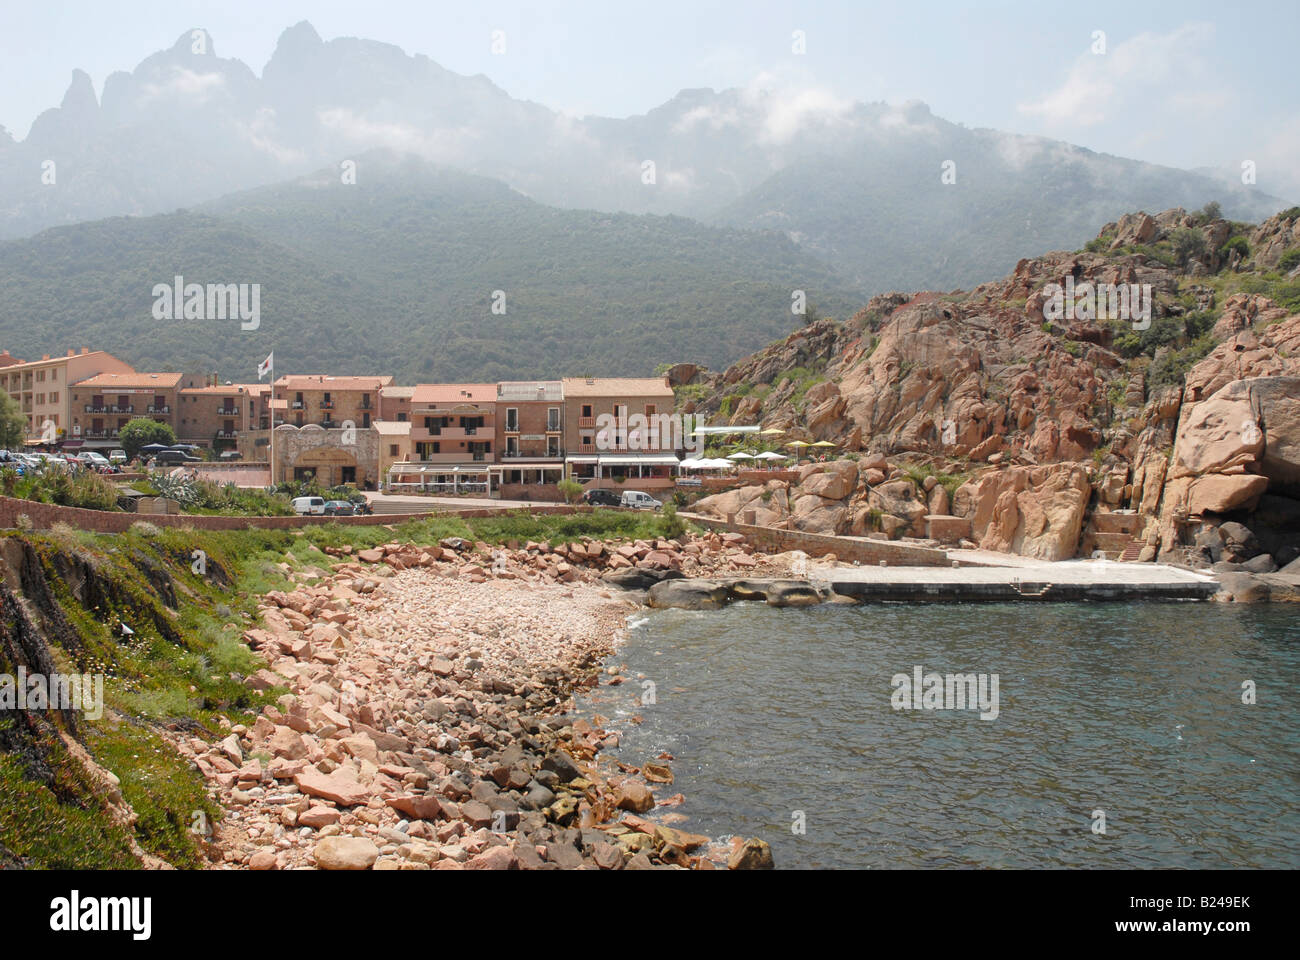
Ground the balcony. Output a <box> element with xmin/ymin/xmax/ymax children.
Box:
<box><xmin>216</xmin><ymin>407</ymin><xmax>239</xmax><ymax>416</ymax></box>
<box><xmin>216</xmin><ymin>430</ymin><xmax>238</xmax><ymax>439</ymax></box>
<box><xmin>320</xmin><ymin>401</ymin><xmax>335</xmax><ymax>410</ymax></box>
<box><xmin>84</xmin><ymin>404</ymin><xmax>134</xmax><ymax>414</ymax></box>
<box><xmin>578</xmin><ymin>443</ymin><xmax>596</xmax><ymax>454</ymax></box>
<box><xmin>578</xmin><ymin>416</ymin><xmax>595</xmax><ymax>428</ymax></box>
<box><xmin>147</xmin><ymin>405</ymin><xmax>170</xmax><ymax>414</ymax></box>
<box><xmin>83</xmin><ymin>430</ymin><xmax>120</xmax><ymax>439</ymax></box>
<box><xmin>291</xmin><ymin>401</ymin><xmax>305</xmax><ymax>409</ymax></box>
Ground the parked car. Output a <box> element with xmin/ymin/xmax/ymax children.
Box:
<box><xmin>219</xmin><ymin>450</ymin><xmax>243</xmax><ymax>461</ymax></box>
<box><xmin>620</xmin><ymin>490</ymin><xmax>663</xmax><ymax>511</ymax></box>
<box><xmin>80</xmin><ymin>451</ymin><xmax>113</xmax><ymax>470</ymax></box>
<box><xmin>291</xmin><ymin>496</ymin><xmax>327</xmax><ymax>515</ymax></box>
<box><xmin>108</xmin><ymin>449</ymin><xmax>128</xmax><ymax>465</ymax></box>
<box><xmin>154</xmin><ymin>448</ymin><xmax>201</xmax><ymax>465</ymax></box>
<box><xmin>323</xmin><ymin>500</ymin><xmax>355</xmax><ymax>516</ymax></box>
<box><xmin>581</xmin><ymin>488</ymin><xmax>623</xmax><ymax>507</ymax></box>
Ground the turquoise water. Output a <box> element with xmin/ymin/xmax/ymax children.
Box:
<box><xmin>576</xmin><ymin>602</ymin><xmax>1300</xmax><ymax>869</ymax></box>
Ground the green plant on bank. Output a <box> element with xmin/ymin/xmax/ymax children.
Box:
<box><xmin>658</xmin><ymin>501</ymin><xmax>687</xmax><ymax>539</ymax></box>
<box><xmin>1278</xmin><ymin>249</ymin><xmax>1300</xmax><ymax>275</ymax></box>
<box><xmin>556</xmin><ymin>478</ymin><xmax>584</xmax><ymax>504</ymax></box>
<box><xmin>12</xmin><ymin>463</ymin><xmax>122</xmax><ymax>511</ymax></box>
<box><xmin>901</xmin><ymin>461</ymin><xmax>968</xmax><ymax>500</ymax></box>
<box><xmin>1220</xmin><ymin>236</ymin><xmax>1250</xmax><ymax>261</ymax></box>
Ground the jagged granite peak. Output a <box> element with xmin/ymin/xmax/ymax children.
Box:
<box><xmin>60</xmin><ymin>68</ymin><xmax>99</xmax><ymax>113</ymax></box>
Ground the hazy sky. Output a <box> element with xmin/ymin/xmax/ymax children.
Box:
<box><xmin>3</xmin><ymin>0</ymin><xmax>1298</xmax><ymax>196</ymax></box>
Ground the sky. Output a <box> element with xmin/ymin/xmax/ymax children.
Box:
<box><xmin>3</xmin><ymin>0</ymin><xmax>1298</xmax><ymax>197</ymax></box>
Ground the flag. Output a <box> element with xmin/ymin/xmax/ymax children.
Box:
<box><xmin>257</xmin><ymin>351</ymin><xmax>273</xmax><ymax>380</ymax></box>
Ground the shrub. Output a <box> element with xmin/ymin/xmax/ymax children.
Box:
<box><xmin>1169</xmin><ymin>227</ymin><xmax>1207</xmax><ymax>267</ymax></box>
<box><xmin>658</xmin><ymin>502</ymin><xmax>687</xmax><ymax>539</ymax></box>
<box><xmin>130</xmin><ymin>521</ymin><xmax>163</xmax><ymax>538</ymax></box>
<box><xmin>1219</xmin><ymin>236</ymin><xmax>1249</xmax><ymax>262</ymax></box>
<box><xmin>1278</xmin><ymin>249</ymin><xmax>1300</xmax><ymax>275</ymax></box>
<box><xmin>556</xmin><ymin>478</ymin><xmax>584</xmax><ymax>504</ymax></box>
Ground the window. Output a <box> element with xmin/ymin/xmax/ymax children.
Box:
<box><xmin>548</xmin><ymin>407</ymin><xmax>560</xmax><ymax>431</ymax></box>
<box><xmin>49</xmin><ymin>392</ymin><xmax>58</xmax><ymax>403</ymax></box>
<box><xmin>505</xmin><ymin>408</ymin><xmax>519</xmax><ymax>431</ymax></box>
<box><xmin>389</xmin><ymin>444</ymin><xmax>398</xmax><ymax>456</ymax></box>
<box><xmin>581</xmin><ymin>404</ymin><xmax>593</xmax><ymax>418</ymax></box>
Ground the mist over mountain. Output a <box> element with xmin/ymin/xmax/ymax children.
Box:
<box><xmin>0</xmin><ymin>21</ymin><xmax>1288</xmax><ymax>296</ymax></box>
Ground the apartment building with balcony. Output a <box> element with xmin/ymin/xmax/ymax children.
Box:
<box><xmin>0</xmin><ymin>348</ymin><xmax>135</xmax><ymax>445</ymax></box>
<box><xmin>175</xmin><ymin>379</ymin><xmax>265</xmax><ymax>450</ymax></box>
<box><xmin>494</xmin><ymin>380</ymin><xmax>564</xmax><ymax>499</ymax></box>
<box><xmin>379</xmin><ymin>385</ymin><xmax>413</xmax><ymax>423</ymax></box>
<box><xmin>67</xmin><ymin>372</ymin><xmax>184</xmax><ymax>446</ymax></box>
<box><xmin>274</xmin><ymin>375</ymin><xmax>391</xmax><ymax>431</ymax></box>
<box><xmin>386</xmin><ymin>383</ymin><xmax>496</xmax><ymax>495</ymax></box>
<box><xmin>560</xmin><ymin>377</ymin><xmax>680</xmax><ymax>493</ymax></box>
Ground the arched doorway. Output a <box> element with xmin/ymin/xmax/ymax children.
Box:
<box><xmin>293</xmin><ymin>447</ymin><xmax>359</xmax><ymax>488</ymax></box>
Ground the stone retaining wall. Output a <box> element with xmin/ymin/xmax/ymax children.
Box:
<box><xmin>684</xmin><ymin>514</ymin><xmax>950</xmax><ymax>566</ymax></box>
<box><xmin>0</xmin><ymin>496</ymin><xmax>590</xmax><ymax>534</ymax></box>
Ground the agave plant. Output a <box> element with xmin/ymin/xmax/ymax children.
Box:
<box><xmin>151</xmin><ymin>472</ymin><xmax>200</xmax><ymax>508</ymax></box>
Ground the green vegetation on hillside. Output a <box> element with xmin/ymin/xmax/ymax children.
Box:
<box><xmin>0</xmin><ymin>160</ymin><xmax>859</xmax><ymax>382</ymax></box>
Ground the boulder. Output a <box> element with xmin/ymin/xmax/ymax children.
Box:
<box><xmin>314</xmin><ymin>837</ymin><xmax>379</xmax><ymax>870</ymax></box>
<box><xmin>1187</xmin><ymin>474</ymin><xmax>1269</xmax><ymax>515</ymax></box>
<box><xmin>646</xmin><ymin>579</ymin><xmax>731</xmax><ymax>610</ymax></box>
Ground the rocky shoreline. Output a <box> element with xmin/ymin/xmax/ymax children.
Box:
<box><xmin>171</xmin><ymin>531</ymin><xmax>783</xmax><ymax>870</ymax></box>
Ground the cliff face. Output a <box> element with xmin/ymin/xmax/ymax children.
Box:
<box><xmin>683</xmin><ymin>207</ymin><xmax>1300</xmax><ymax>574</ymax></box>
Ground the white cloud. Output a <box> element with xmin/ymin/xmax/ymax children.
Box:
<box><xmin>1018</xmin><ymin>22</ymin><xmax>1217</xmax><ymax>128</ymax></box>
<box><xmin>139</xmin><ymin>66</ymin><xmax>227</xmax><ymax>103</ymax></box>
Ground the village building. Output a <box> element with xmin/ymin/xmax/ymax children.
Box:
<box><xmin>560</xmin><ymin>377</ymin><xmax>680</xmax><ymax>495</ymax></box>
<box><xmin>494</xmin><ymin>380</ymin><xmax>565</xmax><ymax>499</ymax></box>
<box><xmin>67</xmin><ymin>371</ymin><xmax>184</xmax><ymax>447</ymax></box>
<box><xmin>387</xmin><ymin>383</ymin><xmax>496</xmax><ymax>495</ymax></box>
<box><xmin>0</xmin><ymin>348</ymin><xmax>135</xmax><ymax>446</ymax></box>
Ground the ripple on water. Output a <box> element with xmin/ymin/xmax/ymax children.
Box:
<box><xmin>579</xmin><ymin>601</ymin><xmax>1300</xmax><ymax>869</ymax></box>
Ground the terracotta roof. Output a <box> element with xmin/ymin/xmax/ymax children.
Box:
<box><xmin>74</xmin><ymin>372</ymin><xmax>183</xmax><ymax>389</ymax></box>
<box><xmin>412</xmin><ymin>383</ymin><xmax>497</xmax><ymax>405</ymax></box>
<box><xmin>560</xmin><ymin>377</ymin><xmax>672</xmax><ymax>398</ymax></box>
<box><xmin>275</xmin><ymin>375</ymin><xmax>393</xmax><ymax>391</ymax></box>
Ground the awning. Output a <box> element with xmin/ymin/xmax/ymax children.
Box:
<box><xmin>598</xmin><ymin>454</ymin><xmax>679</xmax><ymax>466</ymax></box>
<box><xmin>566</xmin><ymin>455</ymin><xmax>600</xmax><ymax>464</ymax></box>
<box><xmin>691</xmin><ymin>425</ymin><xmax>760</xmax><ymax>435</ymax></box>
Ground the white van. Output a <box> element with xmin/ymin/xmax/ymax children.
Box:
<box><xmin>291</xmin><ymin>496</ymin><xmax>327</xmax><ymax>515</ymax></box>
<box><xmin>620</xmin><ymin>490</ymin><xmax>663</xmax><ymax>511</ymax></box>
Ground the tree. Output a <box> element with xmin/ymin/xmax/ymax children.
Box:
<box><xmin>118</xmin><ymin>418</ymin><xmax>176</xmax><ymax>460</ymax></box>
<box><xmin>1170</xmin><ymin>227</ymin><xmax>1207</xmax><ymax>268</ymax></box>
<box><xmin>1198</xmin><ymin>201</ymin><xmax>1222</xmax><ymax>223</ymax></box>
<box><xmin>557</xmin><ymin>478</ymin><xmax>584</xmax><ymax>504</ymax></box>
<box><xmin>0</xmin><ymin>391</ymin><xmax>26</xmax><ymax>449</ymax></box>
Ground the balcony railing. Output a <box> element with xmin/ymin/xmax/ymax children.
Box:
<box><xmin>216</xmin><ymin>430</ymin><xmax>238</xmax><ymax>439</ymax></box>
<box><xmin>291</xmin><ymin>401</ymin><xmax>305</xmax><ymax>409</ymax></box>
<box><xmin>83</xmin><ymin>430</ymin><xmax>120</xmax><ymax>439</ymax></box>
<box><xmin>147</xmin><ymin>405</ymin><xmax>170</xmax><ymax>414</ymax></box>
<box><xmin>579</xmin><ymin>443</ymin><xmax>596</xmax><ymax>454</ymax></box>
<box><xmin>216</xmin><ymin>407</ymin><xmax>238</xmax><ymax>416</ymax></box>
<box><xmin>320</xmin><ymin>401</ymin><xmax>335</xmax><ymax>409</ymax></box>
<box><xmin>84</xmin><ymin>405</ymin><xmax>134</xmax><ymax>414</ymax></box>
<box><xmin>578</xmin><ymin>416</ymin><xmax>595</xmax><ymax>428</ymax></box>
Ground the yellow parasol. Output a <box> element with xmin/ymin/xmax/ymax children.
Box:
<box><xmin>785</xmin><ymin>440</ymin><xmax>810</xmax><ymax>448</ymax></box>
<box><xmin>809</xmin><ymin>440</ymin><xmax>838</xmax><ymax>448</ymax></box>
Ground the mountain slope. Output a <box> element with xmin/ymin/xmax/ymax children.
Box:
<box><xmin>0</xmin><ymin>156</ymin><xmax>859</xmax><ymax>380</ymax></box>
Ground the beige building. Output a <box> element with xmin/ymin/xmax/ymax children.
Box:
<box><xmin>0</xmin><ymin>348</ymin><xmax>135</xmax><ymax>445</ymax></box>
<box><xmin>274</xmin><ymin>375</ymin><xmax>391</xmax><ymax>431</ymax></box>
<box><xmin>67</xmin><ymin>372</ymin><xmax>183</xmax><ymax>447</ymax></box>
<box><xmin>561</xmin><ymin>377</ymin><xmax>680</xmax><ymax>493</ymax></box>
<box><xmin>495</xmin><ymin>380</ymin><xmax>565</xmax><ymax>499</ymax></box>
<box><xmin>387</xmin><ymin>383</ymin><xmax>496</xmax><ymax>494</ymax></box>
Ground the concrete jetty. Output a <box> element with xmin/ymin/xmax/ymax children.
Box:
<box><xmin>815</xmin><ymin>558</ymin><xmax>1220</xmax><ymax>603</ymax></box>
